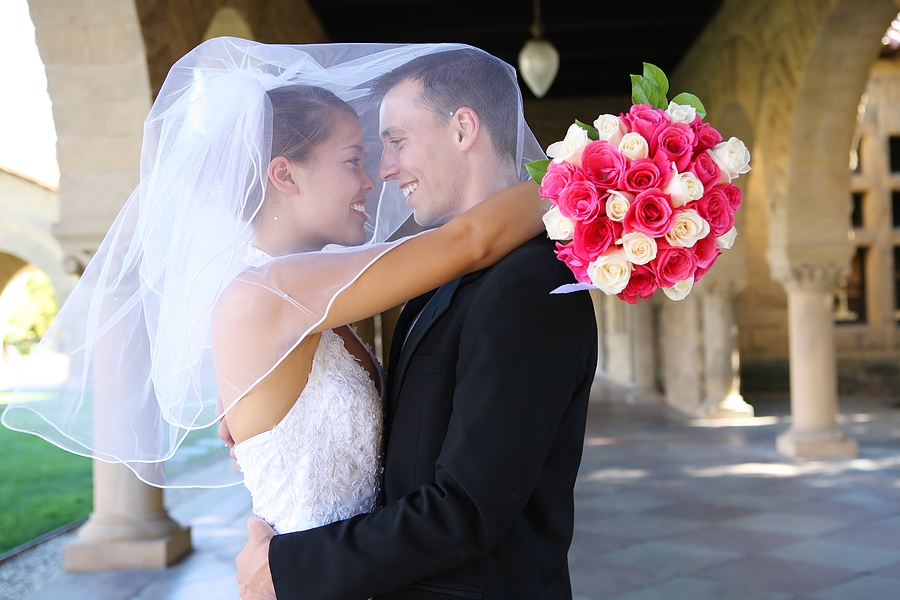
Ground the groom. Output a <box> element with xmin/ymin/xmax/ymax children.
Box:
<box><xmin>237</xmin><ymin>48</ymin><xmax>598</xmax><ymax>599</ymax></box>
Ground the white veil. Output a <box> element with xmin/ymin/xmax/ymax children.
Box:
<box><xmin>1</xmin><ymin>38</ymin><xmax>544</xmax><ymax>487</ymax></box>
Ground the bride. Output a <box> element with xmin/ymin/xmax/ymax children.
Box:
<box><xmin>1</xmin><ymin>39</ymin><xmax>545</xmax><ymax>534</ymax></box>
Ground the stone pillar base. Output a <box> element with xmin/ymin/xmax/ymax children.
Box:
<box><xmin>703</xmin><ymin>394</ymin><xmax>755</xmax><ymax>419</ymax></box>
<box><xmin>64</xmin><ymin>526</ymin><xmax>191</xmax><ymax>571</ymax></box>
<box><xmin>776</xmin><ymin>427</ymin><xmax>858</xmax><ymax>459</ymax></box>
<box><xmin>626</xmin><ymin>389</ymin><xmax>663</xmax><ymax>405</ymax></box>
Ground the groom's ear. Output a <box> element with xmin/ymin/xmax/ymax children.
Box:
<box><xmin>451</xmin><ymin>107</ymin><xmax>480</xmax><ymax>152</ymax></box>
<box><xmin>268</xmin><ymin>156</ymin><xmax>300</xmax><ymax>195</ymax></box>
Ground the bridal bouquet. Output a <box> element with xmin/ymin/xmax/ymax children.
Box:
<box><xmin>527</xmin><ymin>63</ymin><xmax>750</xmax><ymax>303</ymax></box>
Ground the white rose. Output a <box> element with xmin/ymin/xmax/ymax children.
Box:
<box><xmin>663</xmin><ymin>165</ymin><xmax>705</xmax><ymax>208</ymax></box>
<box><xmin>663</xmin><ymin>278</ymin><xmax>694</xmax><ymax>301</ymax></box>
<box><xmin>542</xmin><ymin>206</ymin><xmax>575</xmax><ymax>241</ymax></box>
<box><xmin>593</xmin><ymin>114</ymin><xmax>627</xmax><ymax>146</ymax></box>
<box><xmin>547</xmin><ymin>123</ymin><xmax>590</xmax><ymax>165</ymax></box>
<box><xmin>716</xmin><ymin>226</ymin><xmax>738</xmax><ymax>249</ymax></box>
<box><xmin>665</xmin><ymin>209</ymin><xmax>710</xmax><ymax>248</ymax></box>
<box><xmin>617</xmin><ymin>232</ymin><xmax>657</xmax><ymax>265</ymax></box>
<box><xmin>618</xmin><ymin>132</ymin><xmax>649</xmax><ymax>161</ymax></box>
<box><xmin>665</xmin><ymin>101</ymin><xmax>697</xmax><ymax>124</ymax></box>
<box><xmin>587</xmin><ymin>250</ymin><xmax>633</xmax><ymax>295</ymax></box>
<box><xmin>605</xmin><ymin>190</ymin><xmax>634</xmax><ymax>222</ymax></box>
<box><xmin>709</xmin><ymin>137</ymin><xmax>751</xmax><ymax>183</ymax></box>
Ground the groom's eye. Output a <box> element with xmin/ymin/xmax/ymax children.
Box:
<box><xmin>390</xmin><ymin>138</ymin><xmax>403</xmax><ymax>148</ymax></box>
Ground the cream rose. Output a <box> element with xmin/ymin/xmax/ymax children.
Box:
<box><xmin>665</xmin><ymin>101</ymin><xmax>697</xmax><ymax>124</ymax></box>
<box><xmin>663</xmin><ymin>277</ymin><xmax>694</xmax><ymax>301</ymax></box>
<box><xmin>587</xmin><ymin>250</ymin><xmax>633</xmax><ymax>294</ymax></box>
<box><xmin>663</xmin><ymin>165</ymin><xmax>705</xmax><ymax>208</ymax></box>
<box><xmin>593</xmin><ymin>114</ymin><xmax>627</xmax><ymax>146</ymax></box>
<box><xmin>542</xmin><ymin>206</ymin><xmax>575</xmax><ymax>241</ymax></box>
<box><xmin>547</xmin><ymin>123</ymin><xmax>590</xmax><ymax>165</ymax></box>
<box><xmin>716</xmin><ymin>226</ymin><xmax>738</xmax><ymax>249</ymax></box>
<box><xmin>665</xmin><ymin>209</ymin><xmax>711</xmax><ymax>248</ymax></box>
<box><xmin>617</xmin><ymin>231</ymin><xmax>657</xmax><ymax>265</ymax></box>
<box><xmin>605</xmin><ymin>190</ymin><xmax>634</xmax><ymax>222</ymax></box>
<box><xmin>709</xmin><ymin>137</ymin><xmax>751</xmax><ymax>183</ymax></box>
<box><xmin>618</xmin><ymin>132</ymin><xmax>649</xmax><ymax>161</ymax></box>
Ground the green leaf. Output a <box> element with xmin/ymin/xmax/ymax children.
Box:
<box><xmin>575</xmin><ymin>120</ymin><xmax>600</xmax><ymax>141</ymax></box>
<box><xmin>526</xmin><ymin>159</ymin><xmax>551</xmax><ymax>185</ymax></box>
<box><xmin>631</xmin><ymin>74</ymin><xmax>651</xmax><ymax>105</ymax></box>
<box><xmin>671</xmin><ymin>92</ymin><xmax>707</xmax><ymax>119</ymax></box>
<box><xmin>642</xmin><ymin>62</ymin><xmax>669</xmax><ymax>99</ymax></box>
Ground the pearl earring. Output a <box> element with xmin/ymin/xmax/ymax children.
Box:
<box><xmin>274</xmin><ymin>216</ymin><xmax>278</xmax><ymax>221</ymax></box>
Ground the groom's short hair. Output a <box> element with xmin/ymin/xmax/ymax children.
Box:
<box><xmin>371</xmin><ymin>48</ymin><xmax>519</xmax><ymax>166</ymax></box>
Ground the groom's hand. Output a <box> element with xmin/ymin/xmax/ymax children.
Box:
<box><xmin>237</xmin><ymin>516</ymin><xmax>276</xmax><ymax>600</ymax></box>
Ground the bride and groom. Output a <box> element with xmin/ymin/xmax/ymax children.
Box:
<box><xmin>2</xmin><ymin>40</ymin><xmax>597</xmax><ymax>599</ymax></box>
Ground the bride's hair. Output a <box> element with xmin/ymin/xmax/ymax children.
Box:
<box><xmin>242</xmin><ymin>84</ymin><xmax>359</xmax><ymax>223</ymax></box>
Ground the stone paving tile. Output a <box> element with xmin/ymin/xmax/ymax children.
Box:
<box><xmin>765</xmin><ymin>539</ymin><xmax>900</xmax><ymax>572</ymax></box>
<box><xmin>576</xmin><ymin>513</ymin><xmax>704</xmax><ymax>540</ymax></box>
<box><xmin>642</xmin><ymin>502</ymin><xmax>761</xmax><ymax>523</ymax></box>
<box><xmin>24</xmin><ymin>570</ymin><xmax>160</xmax><ymax>600</ymax></box>
<box><xmin>822</xmin><ymin>518</ymin><xmax>900</xmax><ymax>549</ymax></box>
<box><xmin>597</xmin><ymin>540</ymin><xmax>741</xmax><ymax>577</ymax></box>
<box><xmin>574</xmin><ymin>490</ymin><xmax>677</xmax><ymax>513</ymax></box>
<box><xmin>569</xmin><ymin>556</ymin><xmax>669</xmax><ymax>599</ymax></box>
<box><xmin>569</xmin><ymin>529</ymin><xmax>639</xmax><ymax>557</ymax></box>
<box><xmin>809</xmin><ymin>575</ymin><xmax>900</xmax><ymax>600</ymax></box>
<box><xmin>694</xmin><ymin>555</ymin><xmax>859</xmax><ymax>596</ymax></box>
<box><xmin>604</xmin><ymin>576</ymin><xmax>791</xmax><ymax>600</ymax></box>
<box><xmin>663</xmin><ymin>526</ymin><xmax>805</xmax><ymax>555</ymax></box>
<box><xmin>724</xmin><ymin>512</ymin><xmax>856</xmax><ymax>538</ymax></box>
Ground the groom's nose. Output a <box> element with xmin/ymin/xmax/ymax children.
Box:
<box><xmin>378</xmin><ymin>147</ymin><xmax>399</xmax><ymax>181</ymax></box>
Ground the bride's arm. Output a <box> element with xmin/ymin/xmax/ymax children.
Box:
<box><xmin>310</xmin><ymin>180</ymin><xmax>544</xmax><ymax>333</ymax></box>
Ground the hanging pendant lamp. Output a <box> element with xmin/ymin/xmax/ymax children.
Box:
<box><xmin>518</xmin><ymin>0</ymin><xmax>559</xmax><ymax>98</ymax></box>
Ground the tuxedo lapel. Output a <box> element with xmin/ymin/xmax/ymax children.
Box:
<box><xmin>391</xmin><ymin>276</ymin><xmax>462</xmax><ymax>393</ymax></box>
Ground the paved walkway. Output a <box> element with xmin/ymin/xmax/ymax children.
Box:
<box><xmin>18</xmin><ymin>385</ymin><xmax>900</xmax><ymax>600</ymax></box>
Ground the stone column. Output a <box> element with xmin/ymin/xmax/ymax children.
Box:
<box><xmin>700</xmin><ymin>281</ymin><xmax>754</xmax><ymax>418</ymax></box>
<box><xmin>602</xmin><ymin>293</ymin><xmax>635</xmax><ymax>388</ymax></box>
<box><xmin>629</xmin><ymin>298</ymin><xmax>661</xmax><ymax>403</ymax></box>
<box><xmin>65</xmin><ymin>463</ymin><xmax>191</xmax><ymax>571</ymax></box>
<box><xmin>775</xmin><ymin>263</ymin><xmax>857</xmax><ymax>458</ymax></box>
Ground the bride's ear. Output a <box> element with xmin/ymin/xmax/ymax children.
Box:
<box><xmin>268</xmin><ymin>156</ymin><xmax>301</xmax><ymax>195</ymax></box>
<box><xmin>451</xmin><ymin>107</ymin><xmax>480</xmax><ymax>152</ymax></box>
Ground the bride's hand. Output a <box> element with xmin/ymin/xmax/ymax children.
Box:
<box><xmin>215</xmin><ymin>394</ymin><xmax>237</xmax><ymax>459</ymax></box>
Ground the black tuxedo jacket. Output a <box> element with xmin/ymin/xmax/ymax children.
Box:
<box><xmin>269</xmin><ymin>235</ymin><xmax>598</xmax><ymax>599</ymax></box>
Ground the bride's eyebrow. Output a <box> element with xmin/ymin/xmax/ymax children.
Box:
<box><xmin>342</xmin><ymin>144</ymin><xmax>364</xmax><ymax>152</ymax></box>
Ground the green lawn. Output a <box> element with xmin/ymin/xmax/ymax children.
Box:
<box><xmin>0</xmin><ymin>422</ymin><xmax>92</xmax><ymax>554</ymax></box>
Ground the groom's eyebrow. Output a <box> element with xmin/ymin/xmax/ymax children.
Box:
<box><xmin>381</xmin><ymin>126</ymin><xmax>404</xmax><ymax>139</ymax></box>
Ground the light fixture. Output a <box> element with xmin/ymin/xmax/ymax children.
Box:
<box><xmin>518</xmin><ymin>0</ymin><xmax>559</xmax><ymax>98</ymax></box>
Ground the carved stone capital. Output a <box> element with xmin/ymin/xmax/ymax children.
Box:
<box><xmin>770</xmin><ymin>259</ymin><xmax>851</xmax><ymax>293</ymax></box>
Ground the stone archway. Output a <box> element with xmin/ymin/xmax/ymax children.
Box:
<box><xmin>763</xmin><ymin>0</ymin><xmax>899</xmax><ymax>457</ymax></box>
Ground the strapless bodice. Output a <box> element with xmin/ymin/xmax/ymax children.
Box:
<box><xmin>232</xmin><ymin>329</ymin><xmax>383</xmax><ymax>533</ymax></box>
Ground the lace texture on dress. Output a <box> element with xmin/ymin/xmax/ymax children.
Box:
<box><xmin>232</xmin><ymin>329</ymin><xmax>383</xmax><ymax>533</ymax></box>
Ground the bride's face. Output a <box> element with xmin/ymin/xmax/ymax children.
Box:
<box><xmin>289</xmin><ymin>116</ymin><xmax>376</xmax><ymax>249</ymax></box>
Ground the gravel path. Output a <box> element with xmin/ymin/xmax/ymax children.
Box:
<box><xmin>0</xmin><ymin>530</ymin><xmax>77</xmax><ymax>600</ymax></box>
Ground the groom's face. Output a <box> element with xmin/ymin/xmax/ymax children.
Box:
<box><xmin>378</xmin><ymin>79</ymin><xmax>465</xmax><ymax>227</ymax></box>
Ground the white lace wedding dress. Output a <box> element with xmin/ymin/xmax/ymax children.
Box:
<box><xmin>231</xmin><ymin>326</ymin><xmax>384</xmax><ymax>534</ymax></box>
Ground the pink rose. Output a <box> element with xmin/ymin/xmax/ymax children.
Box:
<box><xmin>693</xmin><ymin>120</ymin><xmax>723</xmax><ymax>152</ymax></box>
<box><xmin>621</xmin><ymin>152</ymin><xmax>672</xmax><ymax>193</ymax></box>
<box><xmin>555</xmin><ymin>242</ymin><xmax>591</xmax><ymax>284</ymax></box>
<box><xmin>652</xmin><ymin>241</ymin><xmax>698</xmax><ymax>288</ymax></box>
<box><xmin>696</xmin><ymin>186</ymin><xmax>735</xmax><ymax>237</ymax></box>
<box><xmin>624</xmin><ymin>189</ymin><xmax>675</xmax><ymax>237</ymax></box>
<box><xmin>539</xmin><ymin>161</ymin><xmax>586</xmax><ymax>204</ymax></box>
<box><xmin>651</xmin><ymin>123</ymin><xmax>696</xmax><ymax>171</ymax></box>
<box><xmin>688</xmin><ymin>152</ymin><xmax>720</xmax><ymax>192</ymax></box>
<box><xmin>572</xmin><ymin>216</ymin><xmax>623</xmax><ymax>262</ymax></box>
<box><xmin>622</xmin><ymin>104</ymin><xmax>668</xmax><ymax>141</ymax></box>
<box><xmin>617</xmin><ymin>264</ymin><xmax>657</xmax><ymax>304</ymax></box>
<box><xmin>721</xmin><ymin>183</ymin><xmax>742</xmax><ymax>211</ymax></box>
<box><xmin>693</xmin><ymin>232</ymin><xmax>720</xmax><ymax>269</ymax></box>
<box><xmin>581</xmin><ymin>140</ymin><xmax>627</xmax><ymax>189</ymax></box>
<box><xmin>556</xmin><ymin>180</ymin><xmax>603</xmax><ymax>221</ymax></box>
<box><xmin>693</xmin><ymin>260</ymin><xmax>717</xmax><ymax>283</ymax></box>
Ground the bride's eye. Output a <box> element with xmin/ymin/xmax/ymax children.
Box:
<box><xmin>346</xmin><ymin>157</ymin><xmax>362</xmax><ymax>166</ymax></box>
